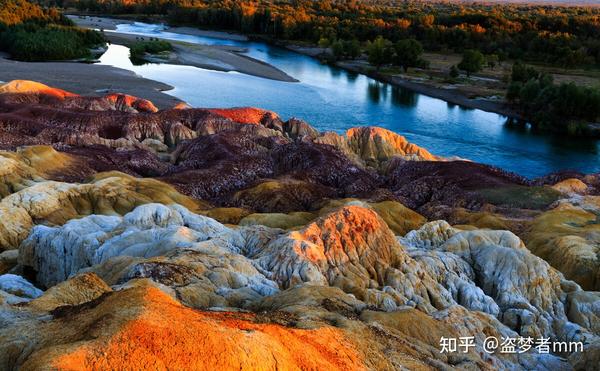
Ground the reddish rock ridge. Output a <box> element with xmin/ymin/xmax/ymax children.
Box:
<box><xmin>0</xmin><ymin>80</ymin><xmax>76</xmax><ymax>99</ymax></box>
<box><xmin>0</xmin><ymin>80</ymin><xmax>157</xmax><ymax>113</ymax></box>
<box><xmin>103</xmin><ymin>93</ymin><xmax>158</xmax><ymax>113</ymax></box>
<box><xmin>207</xmin><ymin>107</ymin><xmax>279</xmax><ymax>125</ymax></box>
<box><xmin>9</xmin><ymin>285</ymin><xmax>365</xmax><ymax>370</ymax></box>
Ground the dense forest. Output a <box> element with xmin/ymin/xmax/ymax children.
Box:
<box><xmin>0</xmin><ymin>0</ymin><xmax>103</xmax><ymax>61</ymax></box>
<box><xmin>56</xmin><ymin>0</ymin><xmax>600</xmax><ymax>68</ymax></box>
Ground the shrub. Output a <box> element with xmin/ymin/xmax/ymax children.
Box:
<box><xmin>449</xmin><ymin>65</ymin><xmax>460</xmax><ymax>78</ymax></box>
<box><xmin>129</xmin><ymin>40</ymin><xmax>172</xmax><ymax>61</ymax></box>
<box><xmin>458</xmin><ymin>49</ymin><xmax>485</xmax><ymax>76</ymax></box>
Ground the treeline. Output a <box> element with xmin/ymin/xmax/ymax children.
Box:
<box><xmin>507</xmin><ymin>62</ymin><xmax>600</xmax><ymax>135</ymax></box>
<box><xmin>61</xmin><ymin>0</ymin><xmax>600</xmax><ymax>68</ymax></box>
<box><xmin>0</xmin><ymin>0</ymin><xmax>51</xmax><ymax>25</ymax></box>
<box><xmin>0</xmin><ymin>0</ymin><xmax>104</xmax><ymax>61</ymax></box>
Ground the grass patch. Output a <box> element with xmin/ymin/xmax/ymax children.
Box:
<box><xmin>476</xmin><ymin>186</ymin><xmax>562</xmax><ymax>210</ymax></box>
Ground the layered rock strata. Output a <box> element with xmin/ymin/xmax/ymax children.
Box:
<box><xmin>0</xmin><ymin>80</ymin><xmax>598</xmax><ymax>370</ymax></box>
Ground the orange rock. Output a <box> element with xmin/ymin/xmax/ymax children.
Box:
<box><xmin>209</xmin><ymin>107</ymin><xmax>278</xmax><ymax>125</ymax></box>
<box><xmin>346</xmin><ymin>126</ymin><xmax>438</xmax><ymax>166</ymax></box>
<box><xmin>551</xmin><ymin>178</ymin><xmax>588</xmax><ymax>195</ymax></box>
<box><xmin>20</xmin><ymin>286</ymin><xmax>365</xmax><ymax>371</ymax></box>
<box><xmin>293</xmin><ymin>205</ymin><xmax>398</xmax><ymax>267</ymax></box>
<box><xmin>0</xmin><ymin>80</ymin><xmax>77</xmax><ymax>99</ymax></box>
<box><xmin>103</xmin><ymin>93</ymin><xmax>158</xmax><ymax>113</ymax></box>
<box><xmin>172</xmin><ymin>102</ymin><xmax>192</xmax><ymax>109</ymax></box>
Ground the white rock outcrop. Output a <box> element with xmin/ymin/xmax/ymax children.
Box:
<box><xmin>12</xmin><ymin>204</ymin><xmax>600</xmax><ymax>367</ymax></box>
<box><xmin>0</xmin><ymin>274</ymin><xmax>43</xmax><ymax>302</ymax></box>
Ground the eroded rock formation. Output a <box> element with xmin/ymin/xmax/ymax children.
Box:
<box><xmin>0</xmin><ymin>80</ymin><xmax>598</xmax><ymax>370</ymax></box>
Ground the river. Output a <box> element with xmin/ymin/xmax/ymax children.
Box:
<box><xmin>99</xmin><ymin>22</ymin><xmax>600</xmax><ymax>178</ymax></box>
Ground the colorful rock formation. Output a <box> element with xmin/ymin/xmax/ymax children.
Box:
<box><xmin>0</xmin><ymin>80</ymin><xmax>598</xmax><ymax>370</ymax></box>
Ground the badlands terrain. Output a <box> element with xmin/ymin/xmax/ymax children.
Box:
<box><xmin>0</xmin><ymin>80</ymin><xmax>598</xmax><ymax>370</ymax></box>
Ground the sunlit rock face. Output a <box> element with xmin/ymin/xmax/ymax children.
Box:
<box><xmin>0</xmin><ymin>80</ymin><xmax>76</xmax><ymax>99</ymax></box>
<box><xmin>0</xmin><ymin>285</ymin><xmax>366</xmax><ymax>371</ymax></box>
<box><xmin>0</xmin><ymin>171</ymin><xmax>203</xmax><ymax>252</ymax></box>
<box><xmin>0</xmin><ymin>80</ymin><xmax>157</xmax><ymax>113</ymax></box>
<box><xmin>526</xmin><ymin>196</ymin><xmax>600</xmax><ymax>291</ymax></box>
<box><xmin>1</xmin><ymin>81</ymin><xmax>599</xmax><ymax>370</ymax></box>
<box><xmin>346</xmin><ymin>126</ymin><xmax>439</xmax><ymax>166</ymax></box>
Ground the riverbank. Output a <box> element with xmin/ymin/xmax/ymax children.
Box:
<box><xmin>66</xmin><ymin>14</ymin><xmax>131</xmax><ymax>31</ymax></box>
<box><xmin>170</xmin><ymin>41</ymin><xmax>296</xmax><ymax>82</ymax></box>
<box><xmin>283</xmin><ymin>42</ymin><xmax>600</xmax><ymax>135</ymax></box>
<box><xmin>67</xmin><ymin>14</ymin><xmax>249</xmax><ymax>40</ymax></box>
<box><xmin>282</xmin><ymin>43</ymin><xmax>522</xmax><ymax>120</ymax></box>
<box><xmin>165</xmin><ymin>26</ymin><xmax>248</xmax><ymax>41</ymax></box>
<box><xmin>338</xmin><ymin>60</ymin><xmax>523</xmax><ymax>120</ymax></box>
<box><xmin>69</xmin><ymin>15</ymin><xmax>297</xmax><ymax>82</ymax></box>
<box><xmin>0</xmin><ymin>54</ymin><xmax>182</xmax><ymax>109</ymax></box>
<box><xmin>69</xmin><ymin>14</ymin><xmax>522</xmax><ymax>118</ymax></box>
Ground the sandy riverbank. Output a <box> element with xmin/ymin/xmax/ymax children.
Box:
<box><xmin>165</xmin><ymin>26</ymin><xmax>248</xmax><ymax>41</ymax></box>
<box><xmin>67</xmin><ymin>14</ymin><xmax>131</xmax><ymax>31</ymax></box>
<box><xmin>105</xmin><ymin>32</ymin><xmax>297</xmax><ymax>82</ymax></box>
<box><xmin>0</xmin><ymin>55</ymin><xmax>182</xmax><ymax>109</ymax></box>
<box><xmin>68</xmin><ymin>15</ymin><xmax>250</xmax><ymax>40</ymax></box>
<box><xmin>70</xmin><ymin>15</ymin><xmax>297</xmax><ymax>82</ymax></box>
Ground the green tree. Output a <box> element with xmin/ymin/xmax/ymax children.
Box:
<box><xmin>506</xmin><ymin>81</ymin><xmax>523</xmax><ymax>102</ymax></box>
<box><xmin>458</xmin><ymin>49</ymin><xmax>485</xmax><ymax>77</ymax></box>
<box><xmin>519</xmin><ymin>79</ymin><xmax>542</xmax><ymax>104</ymax></box>
<box><xmin>511</xmin><ymin>62</ymin><xmax>539</xmax><ymax>83</ymax></box>
<box><xmin>330</xmin><ymin>39</ymin><xmax>344</xmax><ymax>59</ymax></box>
<box><xmin>343</xmin><ymin>39</ymin><xmax>361</xmax><ymax>59</ymax></box>
<box><xmin>449</xmin><ymin>64</ymin><xmax>460</xmax><ymax>79</ymax></box>
<box><xmin>392</xmin><ymin>39</ymin><xmax>424</xmax><ymax>72</ymax></box>
<box><xmin>317</xmin><ymin>37</ymin><xmax>330</xmax><ymax>48</ymax></box>
<box><xmin>486</xmin><ymin>54</ymin><xmax>499</xmax><ymax>69</ymax></box>
<box><xmin>367</xmin><ymin>36</ymin><xmax>392</xmax><ymax>70</ymax></box>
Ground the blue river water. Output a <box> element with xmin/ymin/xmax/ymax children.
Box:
<box><xmin>99</xmin><ymin>22</ymin><xmax>600</xmax><ymax>178</ymax></box>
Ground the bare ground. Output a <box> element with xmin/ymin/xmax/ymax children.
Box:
<box><xmin>0</xmin><ymin>56</ymin><xmax>182</xmax><ymax>109</ymax></box>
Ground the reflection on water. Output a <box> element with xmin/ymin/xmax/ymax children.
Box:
<box><xmin>391</xmin><ymin>87</ymin><xmax>418</xmax><ymax>108</ymax></box>
<box><xmin>367</xmin><ymin>82</ymin><xmax>382</xmax><ymax>104</ymax></box>
<box><xmin>346</xmin><ymin>72</ymin><xmax>359</xmax><ymax>83</ymax></box>
<box><xmin>99</xmin><ymin>22</ymin><xmax>600</xmax><ymax>178</ymax></box>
